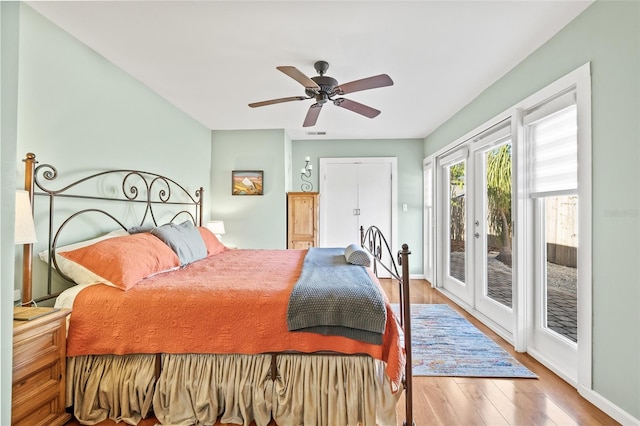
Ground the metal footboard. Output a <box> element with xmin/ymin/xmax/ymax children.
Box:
<box><xmin>360</xmin><ymin>226</ymin><xmax>414</xmax><ymax>426</ymax></box>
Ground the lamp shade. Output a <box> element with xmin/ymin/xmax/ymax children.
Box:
<box><xmin>206</xmin><ymin>220</ymin><xmax>225</xmax><ymax>236</ymax></box>
<box><xmin>15</xmin><ymin>190</ymin><xmax>37</xmax><ymax>244</ymax></box>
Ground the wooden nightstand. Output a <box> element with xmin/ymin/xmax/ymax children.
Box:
<box><xmin>12</xmin><ymin>307</ymin><xmax>71</xmax><ymax>426</ymax></box>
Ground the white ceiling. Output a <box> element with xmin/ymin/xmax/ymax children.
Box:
<box><xmin>27</xmin><ymin>1</ymin><xmax>593</xmax><ymax>141</ymax></box>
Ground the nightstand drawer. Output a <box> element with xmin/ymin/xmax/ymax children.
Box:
<box><xmin>13</xmin><ymin>318</ymin><xmax>62</xmax><ymax>352</ymax></box>
<box><xmin>13</xmin><ymin>408</ymin><xmax>63</xmax><ymax>426</ymax></box>
<box><xmin>12</xmin><ymin>356</ymin><xmax>62</xmax><ymax>402</ymax></box>
<box><xmin>13</xmin><ymin>326</ymin><xmax>62</xmax><ymax>381</ymax></box>
<box><xmin>13</xmin><ymin>327</ymin><xmax>64</xmax><ymax>370</ymax></box>
<box><xmin>12</xmin><ymin>377</ymin><xmax>62</xmax><ymax>426</ymax></box>
<box><xmin>12</xmin><ymin>308</ymin><xmax>71</xmax><ymax>426</ymax></box>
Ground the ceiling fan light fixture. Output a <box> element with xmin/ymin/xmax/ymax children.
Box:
<box><xmin>315</xmin><ymin>92</ymin><xmax>330</xmax><ymax>104</ymax></box>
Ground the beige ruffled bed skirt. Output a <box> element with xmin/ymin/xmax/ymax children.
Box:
<box><xmin>67</xmin><ymin>353</ymin><xmax>400</xmax><ymax>426</ymax></box>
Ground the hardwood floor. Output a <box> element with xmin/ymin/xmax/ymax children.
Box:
<box><xmin>66</xmin><ymin>279</ymin><xmax>618</xmax><ymax>426</ymax></box>
<box><xmin>383</xmin><ymin>279</ymin><xmax>618</xmax><ymax>426</ymax></box>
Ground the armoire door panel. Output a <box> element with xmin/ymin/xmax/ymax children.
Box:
<box><xmin>287</xmin><ymin>192</ymin><xmax>319</xmax><ymax>249</ymax></box>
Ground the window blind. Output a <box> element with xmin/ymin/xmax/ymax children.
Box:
<box><xmin>526</xmin><ymin>102</ymin><xmax>577</xmax><ymax>198</ymax></box>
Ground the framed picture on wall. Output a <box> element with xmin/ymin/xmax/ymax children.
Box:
<box><xmin>232</xmin><ymin>170</ymin><xmax>263</xmax><ymax>195</ymax></box>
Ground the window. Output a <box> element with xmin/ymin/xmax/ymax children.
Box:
<box><xmin>525</xmin><ymin>89</ymin><xmax>579</xmax><ymax>344</ymax></box>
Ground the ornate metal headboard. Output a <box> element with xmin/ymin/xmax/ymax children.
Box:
<box><xmin>21</xmin><ymin>153</ymin><xmax>204</xmax><ymax>305</ymax></box>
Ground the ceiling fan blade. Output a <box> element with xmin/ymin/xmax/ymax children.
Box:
<box><xmin>335</xmin><ymin>74</ymin><xmax>394</xmax><ymax>95</ymax></box>
<box><xmin>248</xmin><ymin>96</ymin><xmax>307</xmax><ymax>108</ymax></box>
<box><xmin>333</xmin><ymin>98</ymin><xmax>381</xmax><ymax>118</ymax></box>
<box><xmin>277</xmin><ymin>66</ymin><xmax>320</xmax><ymax>90</ymax></box>
<box><xmin>303</xmin><ymin>103</ymin><xmax>323</xmax><ymax>127</ymax></box>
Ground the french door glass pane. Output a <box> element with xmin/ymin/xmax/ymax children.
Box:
<box><xmin>449</xmin><ymin>161</ymin><xmax>466</xmax><ymax>283</ymax></box>
<box><xmin>544</xmin><ymin>195</ymin><xmax>578</xmax><ymax>343</ymax></box>
<box><xmin>485</xmin><ymin>143</ymin><xmax>513</xmax><ymax>308</ymax></box>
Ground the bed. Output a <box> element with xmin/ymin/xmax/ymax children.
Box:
<box><xmin>20</xmin><ymin>153</ymin><xmax>414</xmax><ymax>426</ymax></box>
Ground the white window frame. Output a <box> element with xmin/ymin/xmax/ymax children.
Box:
<box><xmin>423</xmin><ymin>156</ymin><xmax>435</xmax><ymax>284</ymax></box>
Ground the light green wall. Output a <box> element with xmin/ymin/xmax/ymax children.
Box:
<box><xmin>210</xmin><ymin>129</ymin><xmax>288</xmax><ymax>249</ymax></box>
<box><xmin>424</xmin><ymin>1</ymin><xmax>640</xmax><ymax>419</ymax></box>
<box><xmin>292</xmin><ymin>139</ymin><xmax>424</xmax><ymax>275</ymax></box>
<box><xmin>16</xmin><ymin>3</ymin><xmax>211</xmax><ymax>173</ymax></box>
<box><xmin>14</xmin><ymin>3</ymin><xmax>211</xmax><ymax>300</ymax></box>
<box><xmin>1</xmin><ymin>3</ymin><xmax>20</xmax><ymax>423</ymax></box>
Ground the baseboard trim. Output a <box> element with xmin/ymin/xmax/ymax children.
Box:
<box><xmin>526</xmin><ymin>347</ymin><xmax>576</xmax><ymax>387</ymax></box>
<box><xmin>578</xmin><ymin>386</ymin><xmax>640</xmax><ymax>426</ymax></box>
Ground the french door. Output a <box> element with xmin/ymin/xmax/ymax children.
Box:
<box><xmin>472</xmin><ymin>133</ymin><xmax>514</xmax><ymax>332</ymax></box>
<box><xmin>438</xmin><ymin>148</ymin><xmax>472</xmax><ymax>305</ymax></box>
<box><xmin>438</xmin><ymin>123</ymin><xmax>514</xmax><ymax>335</ymax></box>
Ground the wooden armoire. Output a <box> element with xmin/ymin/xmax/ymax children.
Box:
<box><xmin>287</xmin><ymin>192</ymin><xmax>319</xmax><ymax>249</ymax></box>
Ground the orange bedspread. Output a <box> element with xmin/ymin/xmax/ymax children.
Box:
<box><xmin>67</xmin><ymin>249</ymin><xmax>405</xmax><ymax>389</ymax></box>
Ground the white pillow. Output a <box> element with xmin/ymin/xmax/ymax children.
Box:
<box><xmin>38</xmin><ymin>229</ymin><xmax>129</xmax><ymax>285</ymax></box>
<box><xmin>344</xmin><ymin>243</ymin><xmax>373</xmax><ymax>267</ymax></box>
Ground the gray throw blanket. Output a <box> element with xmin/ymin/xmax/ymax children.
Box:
<box><xmin>287</xmin><ymin>247</ymin><xmax>387</xmax><ymax>344</ymax></box>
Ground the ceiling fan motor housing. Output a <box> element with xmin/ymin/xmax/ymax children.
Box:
<box><xmin>307</xmin><ymin>75</ymin><xmax>338</xmax><ymax>103</ymax></box>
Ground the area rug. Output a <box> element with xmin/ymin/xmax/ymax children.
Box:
<box><xmin>393</xmin><ymin>304</ymin><xmax>537</xmax><ymax>378</ymax></box>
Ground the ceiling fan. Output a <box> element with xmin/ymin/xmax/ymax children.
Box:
<box><xmin>249</xmin><ymin>60</ymin><xmax>393</xmax><ymax>127</ymax></box>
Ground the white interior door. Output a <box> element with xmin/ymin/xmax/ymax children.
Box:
<box><xmin>357</xmin><ymin>162</ymin><xmax>393</xmax><ymax>272</ymax></box>
<box><xmin>320</xmin><ymin>162</ymin><xmax>359</xmax><ymax>247</ymax></box>
<box><xmin>320</xmin><ymin>158</ymin><xmax>395</xmax><ymax>260</ymax></box>
<box><xmin>357</xmin><ymin>162</ymin><xmax>392</xmax><ymax>241</ymax></box>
